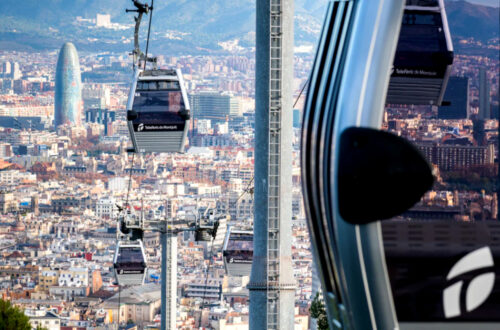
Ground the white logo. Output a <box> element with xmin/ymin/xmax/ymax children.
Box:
<box><xmin>443</xmin><ymin>246</ymin><xmax>495</xmax><ymax>318</ymax></box>
<box><xmin>138</xmin><ymin>123</ymin><xmax>144</xmax><ymax>132</ymax></box>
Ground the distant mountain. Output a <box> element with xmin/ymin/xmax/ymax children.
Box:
<box><xmin>0</xmin><ymin>0</ymin><xmax>256</xmax><ymax>36</ymax></box>
<box><xmin>0</xmin><ymin>0</ymin><xmax>258</xmax><ymax>53</ymax></box>
<box><xmin>0</xmin><ymin>0</ymin><xmax>497</xmax><ymax>53</ymax></box>
<box><xmin>445</xmin><ymin>0</ymin><xmax>499</xmax><ymax>42</ymax></box>
<box><xmin>448</xmin><ymin>0</ymin><xmax>499</xmax><ymax>6</ymax></box>
<box><xmin>0</xmin><ymin>0</ymin><xmax>126</xmax><ymax>23</ymax></box>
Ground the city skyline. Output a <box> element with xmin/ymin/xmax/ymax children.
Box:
<box><xmin>0</xmin><ymin>1</ymin><xmax>498</xmax><ymax>329</ymax></box>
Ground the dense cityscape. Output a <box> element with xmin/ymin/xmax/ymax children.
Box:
<box><xmin>0</xmin><ymin>3</ymin><xmax>498</xmax><ymax>330</ymax></box>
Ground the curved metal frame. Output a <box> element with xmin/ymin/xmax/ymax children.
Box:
<box><xmin>332</xmin><ymin>1</ymin><xmax>405</xmax><ymax>328</ymax></box>
<box><xmin>302</xmin><ymin>0</ymin><xmax>406</xmax><ymax>328</ymax></box>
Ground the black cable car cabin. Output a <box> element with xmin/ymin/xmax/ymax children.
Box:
<box><xmin>387</xmin><ymin>0</ymin><xmax>453</xmax><ymax>105</ymax></box>
<box><xmin>127</xmin><ymin>69</ymin><xmax>190</xmax><ymax>153</ymax></box>
<box><xmin>222</xmin><ymin>228</ymin><xmax>253</xmax><ymax>276</ymax></box>
<box><xmin>113</xmin><ymin>240</ymin><xmax>147</xmax><ymax>285</ymax></box>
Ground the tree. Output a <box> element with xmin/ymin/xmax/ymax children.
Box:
<box><xmin>0</xmin><ymin>299</ymin><xmax>31</xmax><ymax>330</ymax></box>
<box><xmin>310</xmin><ymin>292</ymin><xmax>330</xmax><ymax>330</ymax></box>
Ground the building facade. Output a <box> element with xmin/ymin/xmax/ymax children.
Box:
<box><xmin>417</xmin><ymin>142</ymin><xmax>495</xmax><ymax>170</ymax></box>
<box><xmin>189</xmin><ymin>92</ymin><xmax>238</xmax><ymax>123</ymax></box>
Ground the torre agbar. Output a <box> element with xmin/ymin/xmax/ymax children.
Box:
<box><xmin>54</xmin><ymin>42</ymin><xmax>82</xmax><ymax>129</ymax></box>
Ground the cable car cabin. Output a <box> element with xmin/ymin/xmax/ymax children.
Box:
<box><xmin>195</xmin><ymin>221</ymin><xmax>220</xmax><ymax>242</ymax></box>
<box><xmin>113</xmin><ymin>240</ymin><xmax>147</xmax><ymax>285</ymax></box>
<box><xmin>127</xmin><ymin>68</ymin><xmax>190</xmax><ymax>153</ymax></box>
<box><xmin>194</xmin><ymin>208</ymin><xmax>221</xmax><ymax>242</ymax></box>
<box><xmin>386</xmin><ymin>0</ymin><xmax>453</xmax><ymax>105</ymax></box>
<box><xmin>222</xmin><ymin>228</ymin><xmax>253</xmax><ymax>276</ymax></box>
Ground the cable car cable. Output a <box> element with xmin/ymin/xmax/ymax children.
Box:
<box><xmin>231</xmin><ymin>82</ymin><xmax>307</xmax><ymax>206</ymax></box>
<box><xmin>293</xmin><ymin>77</ymin><xmax>310</xmax><ymax>109</ymax></box>
<box><xmin>124</xmin><ymin>152</ymin><xmax>136</xmax><ymax>209</ymax></box>
<box><xmin>235</xmin><ymin>177</ymin><xmax>254</xmax><ymax>203</ymax></box>
<box><xmin>231</xmin><ymin>83</ymin><xmax>308</xmax><ymax>207</ymax></box>
<box><xmin>143</xmin><ymin>0</ymin><xmax>154</xmax><ymax>70</ymax></box>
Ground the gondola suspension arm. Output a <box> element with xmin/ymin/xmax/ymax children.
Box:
<box><xmin>126</xmin><ymin>0</ymin><xmax>156</xmax><ymax>69</ymax></box>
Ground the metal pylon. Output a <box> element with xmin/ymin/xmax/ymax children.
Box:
<box><xmin>267</xmin><ymin>0</ymin><xmax>283</xmax><ymax>328</ymax></box>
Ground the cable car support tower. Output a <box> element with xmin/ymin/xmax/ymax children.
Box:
<box><xmin>249</xmin><ymin>0</ymin><xmax>295</xmax><ymax>329</ymax></box>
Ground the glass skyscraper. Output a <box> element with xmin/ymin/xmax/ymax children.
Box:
<box><xmin>188</xmin><ymin>92</ymin><xmax>238</xmax><ymax>123</ymax></box>
<box><xmin>54</xmin><ymin>42</ymin><xmax>82</xmax><ymax>129</ymax></box>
